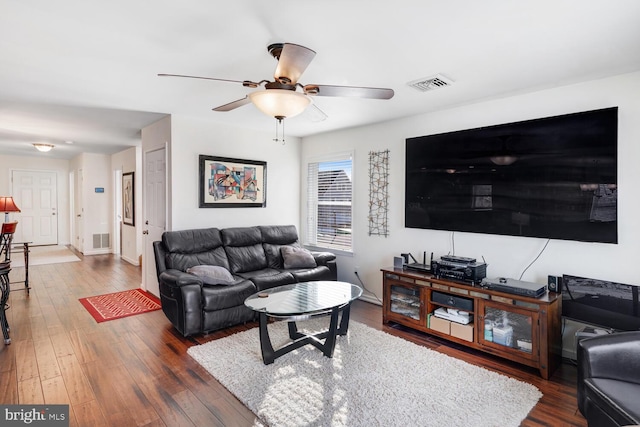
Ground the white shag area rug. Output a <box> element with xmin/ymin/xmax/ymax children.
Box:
<box><xmin>11</xmin><ymin>245</ymin><xmax>80</xmax><ymax>267</ymax></box>
<box><xmin>188</xmin><ymin>318</ymin><xmax>542</xmax><ymax>427</ymax></box>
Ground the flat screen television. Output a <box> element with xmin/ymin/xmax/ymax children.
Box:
<box><xmin>405</xmin><ymin>107</ymin><xmax>618</xmax><ymax>243</ymax></box>
<box><xmin>562</xmin><ymin>274</ymin><xmax>640</xmax><ymax>331</ymax></box>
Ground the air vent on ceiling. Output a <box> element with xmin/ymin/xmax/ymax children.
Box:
<box><xmin>407</xmin><ymin>74</ymin><xmax>454</xmax><ymax>92</ymax></box>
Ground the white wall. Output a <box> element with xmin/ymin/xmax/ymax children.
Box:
<box><xmin>168</xmin><ymin>115</ymin><xmax>302</xmax><ymax>231</ymax></box>
<box><xmin>301</xmin><ymin>71</ymin><xmax>640</xmax><ymax>300</ymax></box>
<box><xmin>70</xmin><ymin>153</ymin><xmax>112</xmax><ymax>255</ymax></box>
<box><xmin>111</xmin><ymin>147</ymin><xmax>139</xmax><ymax>264</ymax></box>
<box><xmin>0</xmin><ymin>155</ymin><xmax>71</xmax><ymax>244</ymax></box>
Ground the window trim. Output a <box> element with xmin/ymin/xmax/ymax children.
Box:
<box><xmin>304</xmin><ymin>151</ymin><xmax>354</xmax><ymax>253</ymax></box>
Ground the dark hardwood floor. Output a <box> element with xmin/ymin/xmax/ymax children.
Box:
<box><xmin>0</xmin><ymin>253</ymin><xmax>587</xmax><ymax>426</ymax></box>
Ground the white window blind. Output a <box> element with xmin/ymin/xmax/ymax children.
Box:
<box><xmin>306</xmin><ymin>155</ymin><xmax>353</xmax><ymax>252</ymax></box>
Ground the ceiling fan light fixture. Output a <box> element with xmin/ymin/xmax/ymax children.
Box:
<box><xmin>249</xmin><ymin>89</ymin><xmax>311</xmax><ymax>119</ymax></box>
<box><xmin>33</xmin><ymin>143</ymin><xmax>54</xmax><ymax>152</ymax></box>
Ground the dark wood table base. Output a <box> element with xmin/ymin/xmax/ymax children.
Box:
<box><xmin>258</xmin><ymin>302</ymin><xmax>353</xmax><ymax>365</ymax></box>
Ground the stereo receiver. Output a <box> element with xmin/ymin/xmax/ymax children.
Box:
<box><xmin>431</xmin><ymin>258</ymin><xmax>487</xmax><ymax>285</ymax></box>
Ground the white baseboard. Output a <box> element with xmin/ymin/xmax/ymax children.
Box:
<box><xmin>82</xmin><ymin>248</ymin><xmax>111</xmax><ymax>256</ymax></box>
<box><xmin>121</xmin><ymin>254</ymin><xmax>140</xmax><ymax>266</ymax></box>
<box><xmin>358</xmin><ymin>294</ymin><xmax>383</xmax><ymax>306</ymax></box>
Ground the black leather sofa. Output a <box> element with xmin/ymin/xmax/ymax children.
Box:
<box><xmin>153</xmin><ymin>224</ymin><xmax>337</xmax><ymax>337</ymax></box>
<box><xmin>577</xmin><ymin>331</ymin><xmax>640</xmax><ymax>427</ymax></box>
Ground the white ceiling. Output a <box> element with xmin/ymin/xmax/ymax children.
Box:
<box><xmin>2</xmin><ymin>0</ymin><xmax>640</xmax><ymax>160</ymax></box>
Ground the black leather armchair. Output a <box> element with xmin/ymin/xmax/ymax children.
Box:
<box><xmin>577</xmin><ymin>331</ymin><xmax>640</xmax><ymax>427</ymax></box>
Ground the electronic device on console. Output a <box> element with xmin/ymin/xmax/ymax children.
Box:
<box><xmin>401</xmin><ymin>251</ymin><xmax>432</xmax><ymax>273</ymax></box>
<box><xmin>431</xmin><ymin>256</ymin><xmax>487</xmax><ymax>285</ymax></box>
<box><xmin>440</xmin><ymin>255</ymin><xmax>476</xmax><ymax>264</ymax></box>
<box><xmin>433</xmin><ymin>307</ymin><xmax>472</xmax><ymax>325</ymax></box>
<box><xmin>482</xmin><ymin>277</ymin><xmax>547</xmax><ymax>298</ymax></box>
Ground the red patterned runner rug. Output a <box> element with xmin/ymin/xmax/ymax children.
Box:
<box><xmin>79</xmin><ymin>289</ymin><xmax>161</xmax><ymax>323</ymax></box>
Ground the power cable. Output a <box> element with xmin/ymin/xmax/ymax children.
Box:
<box><xmin>354</xmin><ymin>271</ymin><xmax>382</xmax><ymax>304</ymax></box>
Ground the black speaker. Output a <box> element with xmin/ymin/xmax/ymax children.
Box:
<box><xmin>547</xmin><ymin>275</ymin><xmax>562</xmax><ymax>293</ymax></box>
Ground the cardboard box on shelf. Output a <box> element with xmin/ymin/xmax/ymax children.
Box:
<box><xmin>451</xmin><ymin>321</ymin><xmax>474</xmax><ymax>342</ymax></box>
<box><xmin>430</xmin><ymin>315</ymin><xmax>451</xmax><ymax>335</ymax></box>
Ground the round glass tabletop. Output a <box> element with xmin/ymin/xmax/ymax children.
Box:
<box><xmin>245</xmin><ymin>281</ymin><xmax>362</xmax><ymax>317</ymax></box>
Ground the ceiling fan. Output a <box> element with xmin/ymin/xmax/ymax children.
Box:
<box><xmin>159</xmin><ymin>43</ymin><xmax>394</xmax><ymax>122</ymax></box>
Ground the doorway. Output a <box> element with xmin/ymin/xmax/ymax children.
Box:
<box><xmin>11</xmin><ymin>170</ymin><xmax>58</xmax><ymax>245</ymax></box>
<box><xmin>143</xmin><ymin>147</ymin><xmax>166</xmax><ymax>297</ymax></box>
<box><xmin>114</xmin><ymin>169</ymin><xmax>122</xmax><ymax>255</ymax></box>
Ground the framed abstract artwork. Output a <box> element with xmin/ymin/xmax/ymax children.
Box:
<box><xmin>199</xmin><ymin>155</ymin><xmax>267</xmax><ymax>208</ymax></box>
<box><xmin>122</xmin><ymin>171</ymin><xmax>135</xmax><ymax>225</ymax></box>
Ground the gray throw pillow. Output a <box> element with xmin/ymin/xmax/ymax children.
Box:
<box><xmin>281</xmin><ymin>246</ymin><xmax>317</xmax><ymax>269</ymax></box>
<box><xmin>186</xmin><ymin>265</ymin><xmax>235</xmax><ymax>285</ymax></box>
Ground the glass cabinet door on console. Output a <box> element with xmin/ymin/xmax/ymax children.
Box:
<box><xmin>478</xmin><ymin>301</ymin><xmax>540</xmax><ymax>363</ymax></box>
<box><xmin>386</xmin><ymin>282</ymin><xmax>425</xmax><ymax>325</ymax></box>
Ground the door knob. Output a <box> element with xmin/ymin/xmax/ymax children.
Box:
<box><xmin>142</xmin><ymin>230</ymin><xmax>149</xmax><ymax>235</ymax></box>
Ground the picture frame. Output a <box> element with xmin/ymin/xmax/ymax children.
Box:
<box><xmin>199</xmin><ymin>155</ymin><xmax>267</xmax><ymax>208</ymax></box>
<box><xmin>122</xmin><ymin>171</ymin><xmax>135</xmax><ymax>226</ymax></box>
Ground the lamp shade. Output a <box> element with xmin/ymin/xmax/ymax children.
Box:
<box><xmin>249</xmin><ymin>89</ymin><xmax>311</xmax><ymax>119</ymax></box>
<box><xmin>0</xmin><ymin>196</ymin><xmax>20</xmax><ymax>213</ymax></box>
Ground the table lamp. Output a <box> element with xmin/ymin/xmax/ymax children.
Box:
<box><xmin>0</xmin><ymin>196</ymin><xmax>21</xmax><ymax>223</ymax></box>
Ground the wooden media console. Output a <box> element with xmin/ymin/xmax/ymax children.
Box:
<box><xmin>382</xmin><ymin>267</ymin><xmax>562</xmax><ymax>379</ymax></box>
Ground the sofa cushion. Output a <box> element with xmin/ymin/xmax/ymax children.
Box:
<box><xmin>281</xmin><ymin>246</ymin><xmax>317</xmax><ymax>269</ymax></box>
<box><xmin>186</xmin><ymin>265</ymin><xmax>235</xmax><ymax>285</ymax></box>
<box><xmin>250</xmin><ymin>272</ymin><xmax>297</xmax><ymax>291</ymax></box>
<box><xmin>222</xmin><ymin>226</ymin><xmax>263</xmax><ymax>246</ymax></box>
<box><xmin>163</xmin><ymin>228</ymin><xmax>230</xmax><ymax>271</ymax></box>
<box><xmin>260</xmin><ymin>225</ymin><xmax>300</xmax><ymax>268</ymax></box>
<box><xmin>222</xmin><ymin>227</ymin><xmax>268</xmax><ymax>273</ymax></box>
<box><xmin>236</xmin><ymin>268</ymin><xmax>296</xmax><ymax>291</ymax></box>
<box><xmin>259</xmin><ymin>224</ymin><xmax>299</xmax><ymax>244</ymax></box>
<box><xmin>225</xmin><ymin>244</ymin><xmax>268</xmax><ymax>273</ymax></box>
<box><xmin>163</xmin><ymin>227</ymin><xmax>223</xmax><ymax>253</ymax></box>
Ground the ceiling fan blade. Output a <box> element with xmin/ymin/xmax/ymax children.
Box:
<box><xmin>304</xmin><ymin>84</ymin><xmax>394</xmax><ymax>99</ymax></box>
<box><xmin>212</xmin><ymin>96</ymin><xmax>251</xmax><ymax>112</ymax></box>
<box><xmin>273</xmin><ymin>43</ymin><xmax>316</xmax><ymax>85</ymax></box>
<box><xmin>158</xmin><ymin>73</ymin><xmax>261</xmax><ymax>87</ymax></box>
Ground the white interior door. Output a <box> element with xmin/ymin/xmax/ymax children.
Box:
<box><xmin>69</xmin><ymin>170</ymin><xmax>75</xmax><ymax>249</ymax></box>
<box><xmin>143</xmin><ymin>148</ymin><xmax>166</xmax><ymax>297</ymax></box>
<box><xmin>74</xmin><ymin>169</ymin><xmax>84</xmax><ymax>252</ymax></box>
<box><xmin>114</xmin><ymin>169</ymin><xmax>122</xmax><ymax>255</ymax></box>
<box><xmin>11</xmin><ymin>170</ymin><xmax>58</xmax><ymax>245</ymax></box>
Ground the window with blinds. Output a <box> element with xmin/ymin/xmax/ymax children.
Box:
<box><xmin>306</xmin><ymin>155</ymin><xmax>353</xmax><ymax>252</ymax></box>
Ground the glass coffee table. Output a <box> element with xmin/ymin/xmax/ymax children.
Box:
<box><xmin>244</xmin><ymin>281</ymin><xmax>362</xmax><ymax>364</ymax></box>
